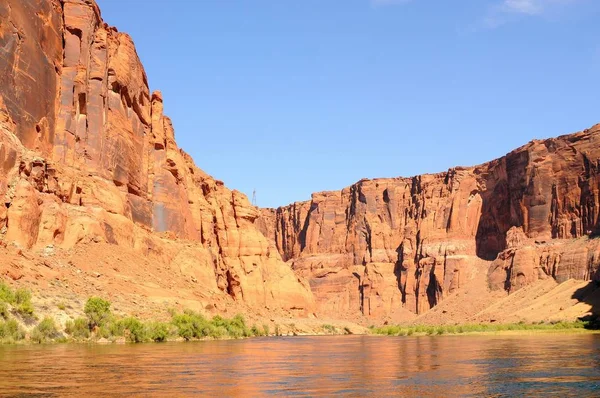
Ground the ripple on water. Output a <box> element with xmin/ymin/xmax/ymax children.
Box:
<box><xmin>1</xmin><ymin>334</ymin><xmax>600</xmax><ymax>396</ymax></box>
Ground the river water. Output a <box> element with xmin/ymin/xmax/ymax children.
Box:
<box><xmin>1</xmin><ymin>334</ymin><xmax>599</xmax><ymax>396</ymax></box>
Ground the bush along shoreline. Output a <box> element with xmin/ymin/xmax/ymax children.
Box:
<box><xmin>0</xmin><ymin>282</ymin><xmax>276</xmax><ymax>344</ymax></box>
<box><xmin>68</xmin><ymin>297</ymin><xmax>272</xmax><ymax>343</ymax></box>
<box><xmin>369</xmin><ymin>321</ymin><xmax>595</xmax><ymax>336</ymax></box>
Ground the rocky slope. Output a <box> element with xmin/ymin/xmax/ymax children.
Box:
<box><xmin>0</xmin><ymin>0</ymin><xmax>314</xmax><ymax>314</ymax></box>
<box><xmin>258</xmin><ymin>126</ymin><xmax>600</xmax><ymax>320</ymax></box>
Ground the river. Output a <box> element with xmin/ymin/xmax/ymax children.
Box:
<box><xmin>1</xmin><ymin>334</ymin><xmax>599</xmax><ymax>396</ymax></box>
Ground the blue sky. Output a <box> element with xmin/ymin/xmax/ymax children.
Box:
<box><xmin>96</xmin><ymin>0</ymin><xmax>600</xmax><ymax>208</ymax></box>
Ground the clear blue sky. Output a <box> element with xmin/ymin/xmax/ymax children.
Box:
<box><xmin>96</xmin><ymin>0</ymin><xmax>600</xmax><ymax>208</ymax></box>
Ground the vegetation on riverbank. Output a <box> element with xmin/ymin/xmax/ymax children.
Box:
<box><xmin>0</xmin><ymin>282</ymin><xmax>277</xmax><ymax>344</ymax></box>
<box><xmin>369</xmin><ymin>321</ymin><xmax>594</xmax><ymax>336</ymax></box>
<box><xmin>2</xmin><ymin>281</ymin><xmax>597</xmax><ymax>344</ymax></box>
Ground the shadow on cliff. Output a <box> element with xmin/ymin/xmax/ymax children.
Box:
<box><xmin>474</xmin><ymin>179</ymin><xmax>513</xmax><ymax>261</ymax></box>
<box><xmin>572</xmin><ymin>281</ymin><xmax>600</xmax><ymax>329</ymax></box>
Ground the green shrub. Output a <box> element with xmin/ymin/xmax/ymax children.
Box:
<box><xmin>250</xmin><ymin>325</ymin><xmax>262</xmax><ymax>336</ymax></box>
<box><xmin>171</xmin><ymin>311</ymin><xmax>209</xmax><ymax>339</ymax></box>
<box><xmin>0</xmin><ymin>282</ymin><xmax>15</xmax><ymax>303</ymax></box>
<box><xmin>65</xmin><ymin>317</ymin><xmax>90</xmax><ymax>339</ymax></box>
<box><xmin>106</xmin><ymin>319</ymin><xmax>125</xmax><ymax>337</ymax></box>
<box><xmin>0</xmin><ymin>302</ymin><xmax>8</xmax><ymax>319</ymax></box>
<box><xmin>322</xmin><ymin>324</ymin><xmax>336</xmax><ymax>334</ymax></box>
<box><xmin>172</xmin><ymin>313</ymin><xmax>195</xmax><ymax>340</ymax></box>
<box><xmin>370</xmin><ymin>321</ymin><xmax>594</xmax><ymax>337</ymax></box>
<box><xmin>84</xmin><ymin>297</ymin><xmax>111</xmax><ymax>328</ymax></box>
<box><xmin>0</xmin><ymin>319</ymin><xmax>25</xmax><ymax>341</ymax></box>
<box><xmin>15</xmin><ymin>299</ymin><xmax>35</xmax><ymax>318</ymax></box>
<box><xmin>31</xmin><ymin>317</ymin><xmax>59</xmax><ymax>343</ymax></box>
<box><xmin>97</xmin><ymin>325</ymin><xmax>112</xmax><ymax>339</ymax></box>
<box><xmin>147</xmin><ymin>322</ymin><xmax>170</xmax><ymax>342</ymax></box>
<box><xmin>262</xmin><ymin>324</ymin><xmax>270</xmax><ymax>336</ymax></box>
<box><xmin>119</xmin><ymin>317</ymin><xmax>148</xmax><ymax>343</ymax></box>
<box><xmin>0</xmin><ymin>285</ymin><xmax>35</xmax><ymax>318</ymax></box>
<box><xmin>212</xmin><ymin>326</ymin><xmax>228</xmax><ymax>339</ymax></box>
<box><xmin>224</xmin><ymin>314</ymin><xmax>250</xmax><ymax>338</ymax></box>
<box><xmin>14</xmin><ymin>288</ymin><xmax>31</xmax><ymax>305</ymax></box>
<box><xmin>231</xmin><ymin>314</ymin><xmax>247</xmax><ymax>330</ymax></box>
<box><xmin>200</xmin><ymin>324</ymin><xmax>216</xmax><ymax>338</ymax></box>
<box><xmin>211</xmin><ymin>315</ymin><xmax>227</xmax><ymax>328</ymax></box>
<box><xmin>171</xmin><ymin>311</ymin><xmax>255</xmax><ymax>340</ymax></box>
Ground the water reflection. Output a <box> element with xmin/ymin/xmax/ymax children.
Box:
<box><xmin>1</xmin><ymin>335</ymin><xmax>600</xmax><ymax>396</ymax></box>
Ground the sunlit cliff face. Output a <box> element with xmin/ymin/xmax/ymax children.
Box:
<box><xmin>258</xmin><ymin>126</ymin><xmax>600</xmax><ymax>317</ymax></box>
<box><xmin>0</xmin><ymin>0</ymin><xmax>314</xmax><ymax>314</ymax></box>
<box><xmin>1</xmin><ymin>0</ymin><xmax>600</xmax><ymax>322</ymax></box>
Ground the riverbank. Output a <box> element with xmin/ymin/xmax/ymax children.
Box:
<box><xmin>1</xmin><ymin>282</ymin><xmax>361</xmax><ymax>345</ymax></box>
<box><xmin>2</xmin><ymin>281</ymin><xmax>598</xmax><ymax>345</ymax></box>
<box><xmin>369</xmin><ymin>322</ymin><xmax>600</xmax><ymax>337</ymax></box>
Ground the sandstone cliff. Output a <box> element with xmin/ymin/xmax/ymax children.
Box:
<box><xmin>0</xmin><ymin>0</ymin><xmax>314</xmax><ymax>313</ymax></box>
<box><xmin>258</xmin><ymin>126</ymin><xmax>600</xmax><ymax>318</ymax></box>
<box><xmin>2</xmin><ymin>0</ymin><xmax>599</xmax><ymax>325</ymax></box>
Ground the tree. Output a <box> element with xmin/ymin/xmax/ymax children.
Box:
<box><xmin>84</xmin><ymin>297</ymin><xmax>111</xmax><ymax>329</ymax></box>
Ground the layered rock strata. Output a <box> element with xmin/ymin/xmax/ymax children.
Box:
<box><xmin>0</xmin><ymin>0</ymin><xmax>314</xmax><ymax>312</ymax></box>
<box><xmin>258</xmin><ymin>126</ymin><xmax>600</xmax><ymax>317</ymax></box>
<box><xmin>2</xmin><ymin>0</ymin><xmax>599</xmax><ymax>321</ymax></box>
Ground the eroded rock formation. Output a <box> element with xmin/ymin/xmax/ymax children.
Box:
<box><xmin>258</xmin><ymin>126</ymin><xmax>600</xmax><ymax>318</ymax></box>
<box><xmin>2</xmin><ymin>0</ymin><xmax>599</xmax><ymax>322</ymax></box>
<box><xmin>0</xmin><ymin>0</ymin><xmax>314</xmax><ymax>313</ymax></box>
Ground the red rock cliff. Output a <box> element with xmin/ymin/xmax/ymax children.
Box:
<box><xmin>258</xmin><ymin>126</ymin><xmax>600</xmax><ymax>317</ymax></box>
<box><xmin>0</xmin><ymin>0</ymin><xmax>314</xmax><ymax>312</ymax></box>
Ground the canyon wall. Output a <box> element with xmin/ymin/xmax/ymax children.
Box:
<box><xmin>258</xmin><ymin>126</ymin><xmax>600</xmax><ymax>318</ymax></box>
<box><xmin>1</xmin><ymin>0</ymin><xmax>599</xmax><ymax>322</ymax></box>
<box><xmin>0</xmin><ymin>0</ymin><xmax>314</xmax><ymax>312</ymax></box>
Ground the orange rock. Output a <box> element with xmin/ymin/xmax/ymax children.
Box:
<box><xmin>0</xmin><ymin>0</ymin><xmax>314</xmax><ymax>313</ymax></box>
<box><xmin>2</xmin><ymin>0</ymin><xmax>600</xmax><ymax>321</ymax></box>
<box><xmin>259</xmin><ymin>126</ymin><xmax>600</xmax><ymax>317</ymax></box>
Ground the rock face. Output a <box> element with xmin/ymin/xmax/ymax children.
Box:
<box><xmin>258</xmin><ymin>126</ymin><xmax>600</xmax><ymax>318</ymax></box>
<box><xmin>2</xmin><ymin>0</ymin><xmax>599</xmax><ymax>322</ymax></box>
<box><xmin>0</xmin><ymin>0</ymin><xmax>314</xmax><ymax>312</ymax></box>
